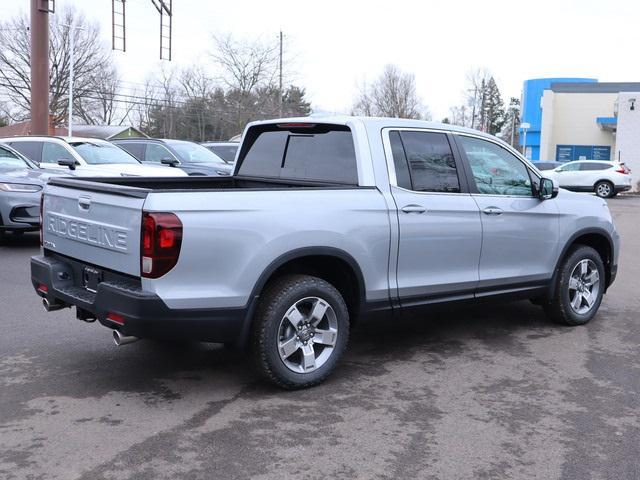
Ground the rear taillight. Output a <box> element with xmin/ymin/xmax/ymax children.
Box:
<box><xmin>141</xmin><ymin>212</ymin><xmax>182</xmax><ymax>278</ymax></box>
<box><xmin>39</xmin><ymin>193</ymin><xmax>44</xmax><ymax>246</ymax></box>
<box><xmin>616</xmin><ymin>163</ymin><xmax>631</xmax><ymax>174</ymax></box>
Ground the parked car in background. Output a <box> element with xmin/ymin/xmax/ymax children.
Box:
<box><xmin>0</xmin><ymin>137</ymin><xmax>187</xmax><ymax>178</ymax></box>
<box><xmin>112</xmin><ymin>138</ymin><xmax>233</xmax><ymax>176</ymax></box>
<box><xmin>33</xmin><ymin>117</ymin><xmax>619</xmax><ymax>389</ymax></box>
<box><xmin>545</xmin><ymin>160</ymin><xmax>632</xmax><ymax>198</ymax></box>
<box><xmin>535</xmin><ymin>161</ymin><xmax>563</xmax><ymax>171</ymax></box>
<box><xmin>201</xmin><ymin>141</ymin><xmax>239</xmax><ymax>164</ymax></box>
<box><xmin>0</xmin><ymin>143</ymin><xmax>57</xmax><ymax>241</ymax></box>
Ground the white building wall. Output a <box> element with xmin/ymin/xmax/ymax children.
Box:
<box><xmin>539</xmin><ymin>92</ymin><xmax>617</xmax><ymax>160</ymax></box>
<box><xmin>539</xmin><ymin>91</ymin><xmax>555</xmax><ymax>160</ymax></box>
<box><xmin>614</xmin><ymin>92</ymin><xmax>640</xmax><ymax>191</ymax></box>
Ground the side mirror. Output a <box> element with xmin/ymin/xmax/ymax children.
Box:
<box><xmin>161</xmin><ymin>158</ymin><xmax>179</xmax><ymax>167</ymax></box>
<box><xmin>554</xmin><ymin>167</ymin><xmax>563</xmax><ymax>172</ymax></box>
<box><xmin>538</xmin><ymin>177</ymin><xmax>558</xmax><ymax>200</ymax></box>
<box><xmin>58</xmin><ymin>158</ymin><xmax>77</xmax><ymax>170</ymax></box>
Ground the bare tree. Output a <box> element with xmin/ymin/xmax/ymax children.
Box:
<box><xmin>352</xmin><ymin>65</ymin><xmax>426</xmax><ymax>119</ymax></box>
<box><xmin>0</xmin><ymin>6</ymin><xmax>115</xmax><ymax>124</ymax></box>
<box><xmin>464</xmin><ymin>68</ymin><xmax>492</xmax><ymax>130</ymax></box>
<box><xmin>75</xmin><ymin>66</ymin><xmax>122</xmax><ymax>125</ymax></box>
<box><xmin>209</xmin><ymin>34</ymin><xmax>282</xmax><ymax>133</ymax></box>
<box><xmin>210</xmin><ymin>34</ymin><xmax>278</xmax><ymax>95</ymax></box>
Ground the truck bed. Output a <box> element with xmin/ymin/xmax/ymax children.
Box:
<box><xmin>47</xmin><ymin>175</ymin><xmax>361</xmax><ymax>198</ymax></box>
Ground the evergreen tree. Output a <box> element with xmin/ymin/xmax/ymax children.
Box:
<box><xmin>482</xmin><ymin>77</ymin><xmax>505</xmax><ymax>135</ymax></box>
<box><xmin>500</xmin><ymin>97</ymin><xmax>521</xmax><ymax>148</ymax></box>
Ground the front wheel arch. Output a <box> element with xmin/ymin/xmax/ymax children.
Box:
<box><xmin>547</xmin><ymin>229</ymin><xmax>613</xmax><ymax>300</ymax></box>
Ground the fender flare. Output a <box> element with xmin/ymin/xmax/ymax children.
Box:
<box><xmin>547</xmin><ymin>227</ymin><xmax>615</xmax><ymax>299</ymax></box>
<box><xmin>236</xmin><ymin>246</ymin><xmax>367</xmax><ymax>345</ymax></box>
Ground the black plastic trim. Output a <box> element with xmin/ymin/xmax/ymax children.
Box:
<box><xmin>31</xmin><ymin>254</ymin><xmax>246</xmax><ymax>343</ymax></box>
<box><xmin>547</xmin><ymin>227</ymin><xmax>616</xmax><ymax>299</ymax></box>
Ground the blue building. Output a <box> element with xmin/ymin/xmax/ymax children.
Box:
<box><xmin>520</xmin><ymin>78</ymin><xmax>597</xmax><ymax>161</ymax></box>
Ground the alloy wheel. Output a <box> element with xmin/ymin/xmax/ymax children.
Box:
<box><xmin>596</xmin><ymin>183</ymin><xmax>612</xmax><ymax>197</ymax></box>
<box><xmin>568</xmin><ymin>259</ymin><xmax>600</xmax><ymax>315</ymax></box>
<box><xmin>277</xmin><ymin>296</ymin><xmax>338</xmax><ymax>373</ymax></box>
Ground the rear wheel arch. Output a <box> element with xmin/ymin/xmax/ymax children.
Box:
<box><xmin>238</xmin><ymin>247</ymin><xmax>367</xmax><ymax>344</ymax></box>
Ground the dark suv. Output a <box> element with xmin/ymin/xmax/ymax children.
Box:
<box><xmin>112</xmin><ymin>138</ymin><xmax>233</xmax><ymax>176</ymax></box>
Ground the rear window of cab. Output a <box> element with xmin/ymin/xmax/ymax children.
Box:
<box><xmin>237</xmin><ymin>124</ymin><xmax>358</xmax><ymax>185</ymax></box>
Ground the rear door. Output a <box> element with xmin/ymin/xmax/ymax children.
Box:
<box><xmin>117</xmin><ymin>142</ymin><xmax>146</xmax><ymax>162</ymax></box>
<box><xmin>43</xmin><ymin>183</ymin><xmax>145</xmax><ymax>276</ymax></box>
<box><xmin>384</xmin><ymin>129</ymin><xmax>482</xmax><ymax>304</ymax></box>
<box><xmin>453</xmin><ymin>133</ymin><xmax>560</xmax><ymax>291</ymax></box>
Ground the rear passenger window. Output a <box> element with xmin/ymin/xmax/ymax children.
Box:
<box><xmin>118</xmin><ymin>142</ymin><xmax>145</xmax><ymax>160</ymax></box>
<box><xmin>580</xmin><ymin>162</ymin><xmax>609</xmax><ymax>171</ymax></box>
<box><xmin>238</xmin><ymin>124</ymin><xmax>358</xmax><ymax>184</ymax></box>
<box><xmin>390</xmin><ymin>131</ymin><xmax>460</xmax><ymax>193</ymax></box>
<box><xmin>8</xmin><ymin>141</ymin><xmax>43</xmax><ymax>163</ymax></box>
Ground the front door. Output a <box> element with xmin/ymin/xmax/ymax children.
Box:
<box><xmin>386</xmin><ymin>130</ymin><xmax>482</xmax><ymax>305</ymax></box>
<box><xmin>454</xmin><ymin>134</ymin><xmax>560</xmax><ymax>292</ymax></box>
<box><xmin>552</xmin><ymin>162</ymin><xmax>581</xmax><ymax>188</ymax></box>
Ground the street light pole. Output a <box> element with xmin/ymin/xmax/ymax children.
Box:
<box><xmin>68</xmin><ymin>25</ymin><xmax>74</xmax><ymax>136</ymax></box>
<box><xmin>519</xmin><ymin>122</ymin><xmax>531</xmax><ymax>159</ymax></box>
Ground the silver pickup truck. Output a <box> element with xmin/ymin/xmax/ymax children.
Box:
<box><xmin>31</xmin><ymin>117</ymin><xmax>619</xmax><ymax>389</ymax></box>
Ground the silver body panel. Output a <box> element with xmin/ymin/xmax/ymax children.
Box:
<box><xmin>39</xmin><ymin>116</ymin><xmax>620</xmax><ymax>313</ymax></box>
<box><xmin>42</xmin><ymin>185</ymin><xmax>144</xmax><ymax>276</ymax></box>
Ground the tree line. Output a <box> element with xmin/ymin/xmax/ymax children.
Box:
<box><xmin>353</xmin><ymin>65</ymin><xmax>521</xmax><ymax>148</ymax></box>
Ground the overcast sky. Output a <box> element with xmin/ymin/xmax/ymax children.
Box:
<box><xmin>2</xmin><ymin>0</ymin><xmax>639</xmax><ymax>119</ymax></box>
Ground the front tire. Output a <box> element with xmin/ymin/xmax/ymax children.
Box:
<box><xmin>594</xmin><ymin>180</ymin><xmax>614</xmax><ymax>198</ymax></box>
<box><xmin>251</xmin><ymin>274</ymin><xmax>349</xmax><ymax>389</ymax></box>
<box><xmin>544</xmin><ymin>245</ymin><xmax>605</xmax><ymax>326</ymax></box>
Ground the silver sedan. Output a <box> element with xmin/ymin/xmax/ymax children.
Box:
<box><xmin>0</xmin><ymin>144</ymin><xmax>57</xmax><ymax>241</ymax></box>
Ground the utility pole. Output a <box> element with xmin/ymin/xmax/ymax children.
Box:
<box><xmin>278</xmin><ymin>30</ymin><xmax>283</xmax><ymax>118</ymax></box>
<box><xmin>30</xmin><ymin>0</ymin><xmax>50</xmax><ymax>135</ymax></box>
<box><xmin>470</xmin><ymin>86</ymin><xmax>477</xmax><ymax>129</ymax></box>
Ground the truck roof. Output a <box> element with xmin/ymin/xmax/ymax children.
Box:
<box><xmin>246</xmin><ymin>115</ymin><xmax>504</xmax><ymax>142</ymax></box>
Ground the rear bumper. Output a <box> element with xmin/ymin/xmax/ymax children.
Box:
<box><xmin>615</xmin><ymin>185</ymin><xmax>631</xmax><ymax>193</ymax></box>
<box><xmin>31</xmin><ymin>254</ymin><xmax>248</xmax><ymax>343</ymax></box>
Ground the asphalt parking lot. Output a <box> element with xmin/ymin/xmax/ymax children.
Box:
<box><xmin>1</xmin><ymin>196</ymin><xmax>639</xmax><ymax>480</ymax></box>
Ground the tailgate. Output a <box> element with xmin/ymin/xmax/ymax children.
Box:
<box><xmin>42</xmin><ymin>184</ymin><xmax>145</xmax><ymax>276</ymax></box>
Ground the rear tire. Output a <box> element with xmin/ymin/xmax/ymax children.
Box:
<box><xmin>543</xmin><ymin>245</ymin><xmax>605</xmax><ymax>326</ymax></box>
<box><xmin>251</xmin><ymin>274</ymin><xmax>349</xmax><ymax>389</ymax></box>
<box><xmin>594</xmin><ymin>180</ymin><xmax>614</xmax><ymax>198</ymax></box>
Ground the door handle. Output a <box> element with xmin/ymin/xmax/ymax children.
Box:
<box><xmin>482</xmin><ymin>206</ymin><xmax>503</xmax><ymax>215</ymax></box>
<box><xmin>401</xmin><ymin>204</ymin><xmax>426</xmax><ymax>214</ymax></box>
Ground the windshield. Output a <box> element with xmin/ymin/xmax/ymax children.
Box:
<box><xmin>166</xmin><ymin>141</ymin><xmax>227</xmax><ymax>164</ymax></box>
<box><xmin>0</xmin><ymin>147</ymin><xmax>32</xmax><ymax>169</ymax></box>
<box><xmin>70</xmin><ymin>142</ymin><xmax>140</xmax><ymax>165</ymax></box>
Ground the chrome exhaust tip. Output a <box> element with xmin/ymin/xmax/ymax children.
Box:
<box><xmin>113</xmin><ymin>329</ymin><xmax>139</xmax><ymax>346</ymax></box>
<box><xmin>42</xmin><ymin>297</ymin><xmax>64</xmax><ymax>312</ymax></box>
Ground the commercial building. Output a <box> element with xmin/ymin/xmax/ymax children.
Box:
<box><xmin>521</xmin><ymin>78</ymin><xmax>640</xmax><ymax>190</ymax></box>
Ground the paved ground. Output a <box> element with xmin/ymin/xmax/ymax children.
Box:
<box><xmin>1</xmin><ymin>196</ymin><xmax>639</xmax><ymax>480</ymax></box>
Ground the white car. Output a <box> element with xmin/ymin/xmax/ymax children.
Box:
<box><xmin>0</xmin><ymin>136</ymin><xmax>187</xmax><ymax>177</ymax></box>
<box><xmin>545</xmin><ymin>160</ymin><xmax>632</xmax><ymax>198</ymax></box>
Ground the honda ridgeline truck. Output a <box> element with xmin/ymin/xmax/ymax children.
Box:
<box><xmin>31</xmin><ymin>117</ymin><xmax>619</xmax><ymax>389</ymax></box>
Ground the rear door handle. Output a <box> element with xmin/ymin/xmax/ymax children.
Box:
<box><xmin>401</xmin><ymin>204</ymin><xmax>426</xmax><ymax>214</ymax></box>
<box><xmin>482</xmin><ymin>206</ymin><xmax>503</xmax><ymax>215</ymax></box>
